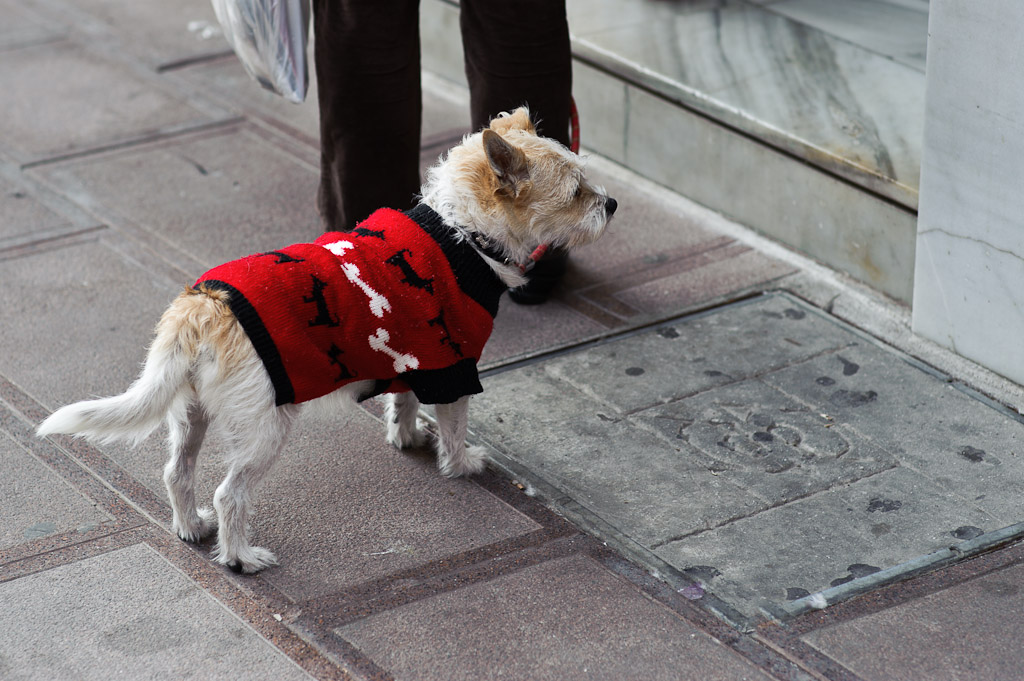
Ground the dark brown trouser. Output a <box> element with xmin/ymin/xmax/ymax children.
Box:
<box><xmin>312</xmin><ymin>0</ymin><xmax>572</xmax><ymax>231</ymax></box>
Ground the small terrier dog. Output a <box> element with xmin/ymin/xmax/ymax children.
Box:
<box><xmin>37</xmin><ymin>108</ymin><xmax>616</xmax><ymax>574</ymax></box>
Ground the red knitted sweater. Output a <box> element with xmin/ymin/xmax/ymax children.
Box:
<box><xmin>195</xmin><ymin>205</ymin><xmax>506</xmax><ymax>405</ymax></box>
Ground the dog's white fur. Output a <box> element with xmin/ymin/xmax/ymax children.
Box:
<box><xmin>36</xmin><ymin>108</ymin><xmax>614</xmax><ymax>574</ymax></box>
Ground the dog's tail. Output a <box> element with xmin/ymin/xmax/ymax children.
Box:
<box><xmin>37</xmin><ymin>290</ymin><xmax>205</xmax><ymax>445</ymax></box>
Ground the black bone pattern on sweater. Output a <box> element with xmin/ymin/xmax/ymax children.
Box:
<box><xmin>326</xmin><ymin>343</ymin><xmax>357</xmax><ymax>382</ymax></box>
<box><xmin>304</xmin><ymin>275</ymin><xmax>340</xmax><ymax>328</ymax></box>
<box><xmin>260</xmin><ymin>250</ymin><xmax>306</xmax><ymax>264</ymax></box>
<box><xmin>385</xmin><ymin>248</ymin><xmax>435</xmax><ymax>294</ymax></box>
<box><xmin>353</xmin><ymin>226</ymin><xmax>386</xmax><ymax>240</ymax></box>
<box><xmin>427</xmin><ymin>308</ymin><xmax>464</xmax><ymax>358</ymax></box>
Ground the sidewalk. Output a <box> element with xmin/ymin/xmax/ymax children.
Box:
<box><xmin>4</xmin><ymin>1</ymin><xmax>1024</xmax><ymax>680</ymax></box>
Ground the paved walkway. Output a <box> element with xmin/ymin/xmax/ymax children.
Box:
<box><xmin>4</xmin><ymin>1</ymin><xmax>1024</xmax><ymax>679</ymax></box>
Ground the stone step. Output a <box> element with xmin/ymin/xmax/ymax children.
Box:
<box><xmin>421</xmin><ymin>0</ymin><xmax>925</xmax><ymax>303</ymax></box>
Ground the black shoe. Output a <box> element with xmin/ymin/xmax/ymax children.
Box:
<box><xmin>508</xmin><ymin>249</ymin><xmax>568</xmax><ymax>305</ymax></box>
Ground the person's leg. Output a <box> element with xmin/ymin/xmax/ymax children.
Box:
<box><xmin>460</xmin><ymin>0</ymin><xmax>572</xmax><ymax>145</ymax></box>
<box><xmin>460</xmin><ymin>0</ymin><xmax>573</xmax><ymax>304</ymax></box>
<box><xmin>312</xmin><ymin>0</ymin><xmax>422</xmax><ymax>231</ymax></box>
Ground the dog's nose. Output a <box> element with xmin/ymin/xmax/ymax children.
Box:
<box><xmin>605</xmin><ymin>197</ymin><xmax>618</xmax><ymax>215</ymax></box>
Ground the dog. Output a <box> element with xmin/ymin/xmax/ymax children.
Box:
<box><xmin>36</xmin><ymin>107</ymin><xmax>616</xmax><ymax>574</ymax></box>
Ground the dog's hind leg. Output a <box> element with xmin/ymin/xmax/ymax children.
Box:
<box><xmin>385</xmin><ymin>392</ymin><xmax>428</xmax><ymax>449</ymax></box>
<box><xmin>433</xmin><ymin>396</ymin><xmax>487</xmax><ymax>478</ymax></box>
<box><xmin>211</xmin><ymin>405</ymin><xmax>298</xmax><ymax>574</ymax></box>
<box><xmin>164</xmin><ymin>397</ymin><xmax>214</xmax><ymax>543</ymax></box>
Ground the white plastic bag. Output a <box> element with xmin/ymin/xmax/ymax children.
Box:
<box><xmin>211</xmin><ymin>0</ymin><xmax>310</xmax><ymax>103</ymax></box>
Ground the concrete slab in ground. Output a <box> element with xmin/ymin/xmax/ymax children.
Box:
<box><xmin>0</xmin><ymin>543</ymin><xmax>313</xmax><ymax>681</ymax></box>
<box><xmin>471</xmin><ymin>293</ymin><xmax>1024</xmax><ymax>622</ymax></box>
<box><xmin>0</xmin><ymin>237</ymin><xmax>176</xmax><ymax>407</ymax></box>
<box><xmin>0</xmin><ymin>0</ymin><xmax>63</xmax><ymax>50</ymax></box>
<box><xmin>0</xmin><ymin>179</ymin><xmax>78</xmax><ymax>246</ymax></box>
<box><xmin>336</xmin><ymin>554</ymin><xmax>775</xmax><ymax>681</ymax></box>
<box><xmin>0</xmin><ymin>40</ymin><xmax>227</xmax><ymax>164</ymax></box>
<box><xmin>657</xmin><ymin>466</ymin><xmax>997</xmax><ymax>613</ymax></box>
<box><xmin>31</xmin><ymin>124</ymin><xmax>322</xmax><ymax>272</ymax></box>
<box><xmin>57</xmin><ymin>0</ymin><xmax>229</xmax><ymax>68</ymax></box>
<box><xmin>541</xmin><ymin>294</ymin><xmax>853</xmax><ymax>414</ymax></box>
<box><xmin>179</xmin><ymin>60</ymin><xmax>473</xmax><ymax>148</ymax></box>
<box><xmin>0</xmin><ymin>430</ymin><xmax>111</xmax><ymax>549</ymax></box>
<box><xmin>636</xmin><ymin>379</ymin><xmax>897</xmax><ymax>505</ymax></box>
<box><xmin>764</xmin><ymin>342</ymin><xmax>1024</xmax><ymax>524</ymax></box>
<box><xmin>251</xmin><ymin>407</ymin><xmax>540</xmax><ymax>602</ymax></box>
<box><xmin>801</xmin><ymin>560</ymin><xmax>1024</xmax><ymax>681</ymax></box>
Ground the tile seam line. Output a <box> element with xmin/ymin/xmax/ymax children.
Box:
<box><xmin>0</xmin><ymin>523</ymin><xmax>151</xmax><ymax>581</ymax></box>
<box><xmin>156</xmin><ymin>49</ymin><xmax>236</xmax><ymax>73</ymax></box>
<box><xmin>301</xmin><ymin>534</ymin><xmax>585</xmax><ymax>630</ymax></box>
<box><xmin>756</xmin><ymin>368</ymin><xmax>1016</xmax><ymax>524</ymax></box>
<box><xmin>775</xmin><ymin>287</ymin><xmax>1024</xmax><ymax>421</ymax></box>
<box><xmin>574</xmin><ymin>238</ymin><xmax>750</xmax><ymax>298</ymax></box>
<box><xmin>749</xmin><ymin>631</ymin><xmax>860</xmax><ymax>681</ymax></box>
<box><xmin>649</xmin><ymin>462</ymin><xmax>901</xmax><ymax>550</ymax></box>
<box><xmin>0</xmin><ymin>223</ymin><xmax>107</xmax><ymax>258</ymax></box>
<box><xmin>19</xmin><ymin>116</ymin><xmax>245</xmax><ymax>170</ymax></box>
<box><xmin>290</xmin><ymin>527</ymin><xmax>568</xmax><ymax>609</ymax></box>
<box><xmin>615</xmin><ymin>340</ymin><xmax>861</xmax><ymax>419</ymax></box>
<box><xmin>774</xmin><ymin>521</ymin><xmax>1024</xmax><ymax>621</ymax></box>
<box><xmin>0</xmin><ymin>392</ymin><xmax>160</xmax><ymax>526</ymax></box>
<box><xmin>479</xmin><ymin>290</ymin><xmax>767</xmax><ymax>379</ymax></box>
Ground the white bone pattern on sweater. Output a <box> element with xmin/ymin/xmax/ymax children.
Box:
<box><xmin>319</xmin><ymin>240</ymin><xmax>421</xmax><ymax>371</ymax></box>
<box><xmin>368</xmin><ymin>328</ymin><xmax>420</xmax><ymax>373</ymax></box>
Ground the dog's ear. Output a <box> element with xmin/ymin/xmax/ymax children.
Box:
<box><xmin>483</xmin><ymin>129</ymin><xmax>529</xmax><ymax>196</ymax></box>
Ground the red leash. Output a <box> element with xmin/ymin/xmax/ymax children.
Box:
<box><xmin>520</xmin><ymin>97</ymin><xmax>580</xmax><ymax>273</ymax></box>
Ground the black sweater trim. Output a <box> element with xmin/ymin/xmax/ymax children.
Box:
<box><xmin>405</xmin><ymin>204</ymin><xmax>507</xmax><ymax>318</ymax></box>
<box><xmin>199</xmin><ymin>280</ymin><xmax>295</xmax><ymax>406</ymax></box>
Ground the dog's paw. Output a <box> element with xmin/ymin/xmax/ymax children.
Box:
<box><xmin>439</xmin><ymin>444</ymin><xmax>488</xmax><ymax>478</ymax></box>
<box><xmin>386</xmin><ymin>420</ymin><xmax>429</xmax><ymax>450</ymax></box>
<box><xmin>215</xmin><ymin>545</ymin><xmax>278</xmax><ymax>574</ymax></box>
<box><xmin>174</xmin><ymin>507</ymin><xmax>218</xmax><ymax>543</ymax></box>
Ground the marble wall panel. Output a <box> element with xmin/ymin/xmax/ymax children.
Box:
<box><xmin>912</xmin><ymin>0</ymin><xmax>1024</xmax><ymax>385</ymax></box>
<box><xmin>624</xmin><ymin>86</ymin><xmax>917</xmax><ymax>302</ymax></box>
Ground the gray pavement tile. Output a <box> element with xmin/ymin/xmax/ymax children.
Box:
<box><xmin>60</xmin><ymin>0</ymin><xmax>229</xmax><ymax>67</ymax></box>
<box><xmin>0</xmin><ymin>0</ymin><xmax>63</xmax><ymax>50</ymax></box>
<box><xmin>0</xmin><ymin>543</ymin><xmax>313</xmax><ymax>681</ymax></box>
<box><xmin>655</xmin><ymin>467</ymin><xmax>997</xmax><ymax>617</ymax></box>
<box><xmin>0</xmin><ymin>237</ymin><xmax>177</xmax><ymax>408</ymax></box>
<box><xmin>180</xmin><ymin>58</ymin><xmax>472</xmax><ymax>147</ymax></box>
<box><xmin>612</xmin><ymin>247</ymin><xmax>794</xmax><ymax>314</ymax></box>
<box><xmin>542</xmin><ymin>294</ymin><xmax>854</xmax><ymax>413</ymax></box>
<box><xmin>0</xmin><ymin>429</ymin><xmax>111</xmax><ymax>549</ymax></box>
<box><xmin>474</xmin><ymin>293</ymin><xmax>1024</xmax><ymax>621</ymax></box>
<box><xmin>473</xmin><ymin>366</ymin><xmax>765</xmax><ymax>546</ymax></box>
<box><xmin>802</xmin><ymin>560</ymin><xmax>1024</xmax><ymax>681</ymax></box>
<box><xmin>0</xmin><ymin>181</ymin><xmax>76</xmax><ymax>246</ymax></box>
<box><xmin>32</xmin><ymin>125</ymin><xmax>323</xmax><ymax>271</ymax></box>
<box><xmin>634</xmin><ymin>379</ymin><xmax>896</xmax><ymax>505</ymax></box>
<box><xmin>0</xmin><ymin>40</ymin><xmax>226</xmax><ymax>164</ymax></box>
<box><xmin>335</xmin><ymin>554</ymin><xmax>775</xmax><ymax>681</ymax></box>
<box><xmin>178</xmin><ymin>57</ymin><xmax>321</xmax><ymax>143</ymax></box>
<box><xmin>481</xmin><ymin>297</ymin><xmax>606</xmax><ymax>367</ymax></box>
<box><xmin>251</xmin><ymin>406</ymin><xmax>540</xmax><ymax>601</ymax></box>
<box><xmin>763</xmin><ymin>343</ymin><xmax>1024</xmax><ymax>524</ymax></box>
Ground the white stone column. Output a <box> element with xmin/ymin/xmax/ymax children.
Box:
<box><xmin>912</xmin><ymin>0</ymin><xmax>1024</xmax><ymax>384</ymax></box>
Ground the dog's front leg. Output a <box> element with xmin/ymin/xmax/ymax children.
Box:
<box><xmin>433</xmin><ymin>396</ymin><xmax>487</xmax><ymax>478</ymax></box>
<box><xmin>385</xmin><ymin>392</ymin><xmax>428</xmax><ymax>449</ymax></box>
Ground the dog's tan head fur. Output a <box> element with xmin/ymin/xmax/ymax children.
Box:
<box><xmin>420</xmin><ymin>107</ymin><xmax>614</xmax><ymax>281</ymax></box>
